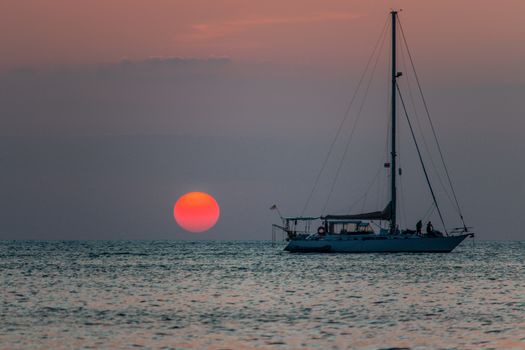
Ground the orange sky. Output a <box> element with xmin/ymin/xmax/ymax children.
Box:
<box><xmin>1</xmin><ymin>0</ymin><xmax>524</xmax><ymax>79</ymax></box>
<box><xmin>1</xmin><ymin>1</ymin><xmax>524</xmax><ymax>240</ymax></box>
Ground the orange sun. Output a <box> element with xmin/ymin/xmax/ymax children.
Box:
<box><xmin>173</xmin><ymin>192</ymin><xmax>220</xmax><ymax>233</ymax></box>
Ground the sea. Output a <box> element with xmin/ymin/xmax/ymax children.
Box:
<box><xmin>1</xmin><ymin>240</ymin><xmax>524</xmax><ymax>350</ymax></box>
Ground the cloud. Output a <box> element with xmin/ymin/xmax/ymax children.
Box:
<box><xmin>0</xmin><ymin>56</ymin><xmax>523</xmax><ymax>240</ymax></box>
<box><xmin>89</xmin><ymin>56</ymin><xmax>234</xmax><ymax>79</ymax></box>
<box><xmin>180</xmin><ymin>12</ymin><xmax>363</xmax><ymax>42</ymax></box>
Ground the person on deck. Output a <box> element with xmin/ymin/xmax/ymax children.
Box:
<box><xmin>426</xmin><ymin>221</ymin><xmax>433</xmax><ymax>234</ymax></box>
<box><xmin>416</xmin><ymin>220</ymin><xmax>422</xmax><ymax>235</ymax></box>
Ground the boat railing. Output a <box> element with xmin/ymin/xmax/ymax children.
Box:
<box><xmin>272</xmin><ymin>224</ymin><xmax>315</xmax><ymax>243</ymax></box>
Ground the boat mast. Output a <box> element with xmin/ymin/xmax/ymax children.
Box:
<box><xmin>390</xmin><ymin>10</ymin><xmax>398</xmax><ymax>234</ymax></box>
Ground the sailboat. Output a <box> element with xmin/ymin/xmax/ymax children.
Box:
<box><xmin>273</xmin><ymin>11</ymin><xmax>474</xmax><ymax>253</ymax></box>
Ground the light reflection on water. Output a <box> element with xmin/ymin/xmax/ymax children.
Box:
<box><xmin>1</xmin><ymin>240</ymin><xmax>524</xmax><ymax>349</ymax></box>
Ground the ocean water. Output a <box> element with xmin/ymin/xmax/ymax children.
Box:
<box><xmin>1</xmin><ymin>240</ymin><xmax>524</xmax><ymax>350</ymax></box>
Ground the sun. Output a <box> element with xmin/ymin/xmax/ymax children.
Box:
<box><xmin>173</xmin><ymin>192</ymin><xmax>220</xmax><ymax>233</ymax></box>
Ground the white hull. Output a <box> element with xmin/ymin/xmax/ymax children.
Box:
<box><xmin>284</xmin><ymin>234</ymin><xmax>471</xmax><ymax>253</ymax></box>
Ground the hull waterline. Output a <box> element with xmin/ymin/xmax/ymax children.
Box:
<box><xmin>284</xmin><ymin>234</ymin><xmax>471</xmax><ymax>253</ymax></box>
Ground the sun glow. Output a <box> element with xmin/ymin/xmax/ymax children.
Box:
<box><xmin>173</xmin><ymin>192</ymin><xmax>220</xmax><ymax>233</ymax></box>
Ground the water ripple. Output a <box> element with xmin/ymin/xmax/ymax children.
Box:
<box><xmin>0</xmin><ymin>240</ymin><xmax>524</xmax><ymax>349</ymax></box>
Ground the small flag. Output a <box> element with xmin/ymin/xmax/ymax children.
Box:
<box><xmin>269</xmin><ymin>204</ymin><xmax>277</xmax><ymax>210</ymax></box>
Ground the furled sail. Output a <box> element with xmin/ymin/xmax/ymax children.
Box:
<box><xmin>322</xmin><ymin>202</ymin><xmax>392</xmax><ymax>221</ymax></box>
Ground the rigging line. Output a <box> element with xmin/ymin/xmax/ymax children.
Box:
<box><xmin>398</xmin><ymin>38</ymin><xmax>456</xmax><ymax>209</ymax></box>
<box><xmin>397</xmin><ymin>142</ymin><xmax>409</xmax><ymax>228</ymax></box>
<box><xmin>399</xmin><ymin>34</ymin><xmax>456</xmax><ymax>212</ymax></box>
<box><xmin>399</xmin><ymin>171</ymin><xmax>408</xmax><ymax>228</ymax></box>
<box><xmin>397</xmin><ymin>18</ymin><xmax>467</xmax><ymax>229</ymax></box>
<box><xmin>422</xmin><ymin>202</ymin><xmax>435</xmax><ymax>222</ymax></box>
<box><xmin>379</xmin><ymin>33</ymin><xmax>392</xmax><ymax>212</ymax></box>
<box><xmin>396</xmin><ymin>83</ymin><xmax>448</xmax><ymax>235</ymax></box>
<box><xmin>363</xmin><ymin>69</ymin><xmax>390</xmax><ymax>214</ymax></box>
<box><xmin>347</xmin><ymin>163</ymin><xmax>383</xmax><ymax>212</ymax></box>
<box><xmin>322</xmin><ymin>24</ymin><xmax>388</xmax><ymax>214</ymax></box>
<box><xmin>358</xmin><ymin>189</ymin><xmax>367</xmax><ymax>213</ymax></box>
<box><xmin>348</xmin><ymin>159</ymin><xmax>383</xmax><ymax>212</ymax></box>
<box><xmin>300</xmin><ymin>17</ymin><xmax>389</xmax><ymax>216</ymax></box>
<box><xmin>348</xmin><ymin>192</ymin><xmax>366</xmax><ymax>213</ymax></box>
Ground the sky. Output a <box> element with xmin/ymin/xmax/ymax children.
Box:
<box><xmin>0</xmin><ymin>1</ymin><xmax>524</xmax><ymax>240</ymax></box>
